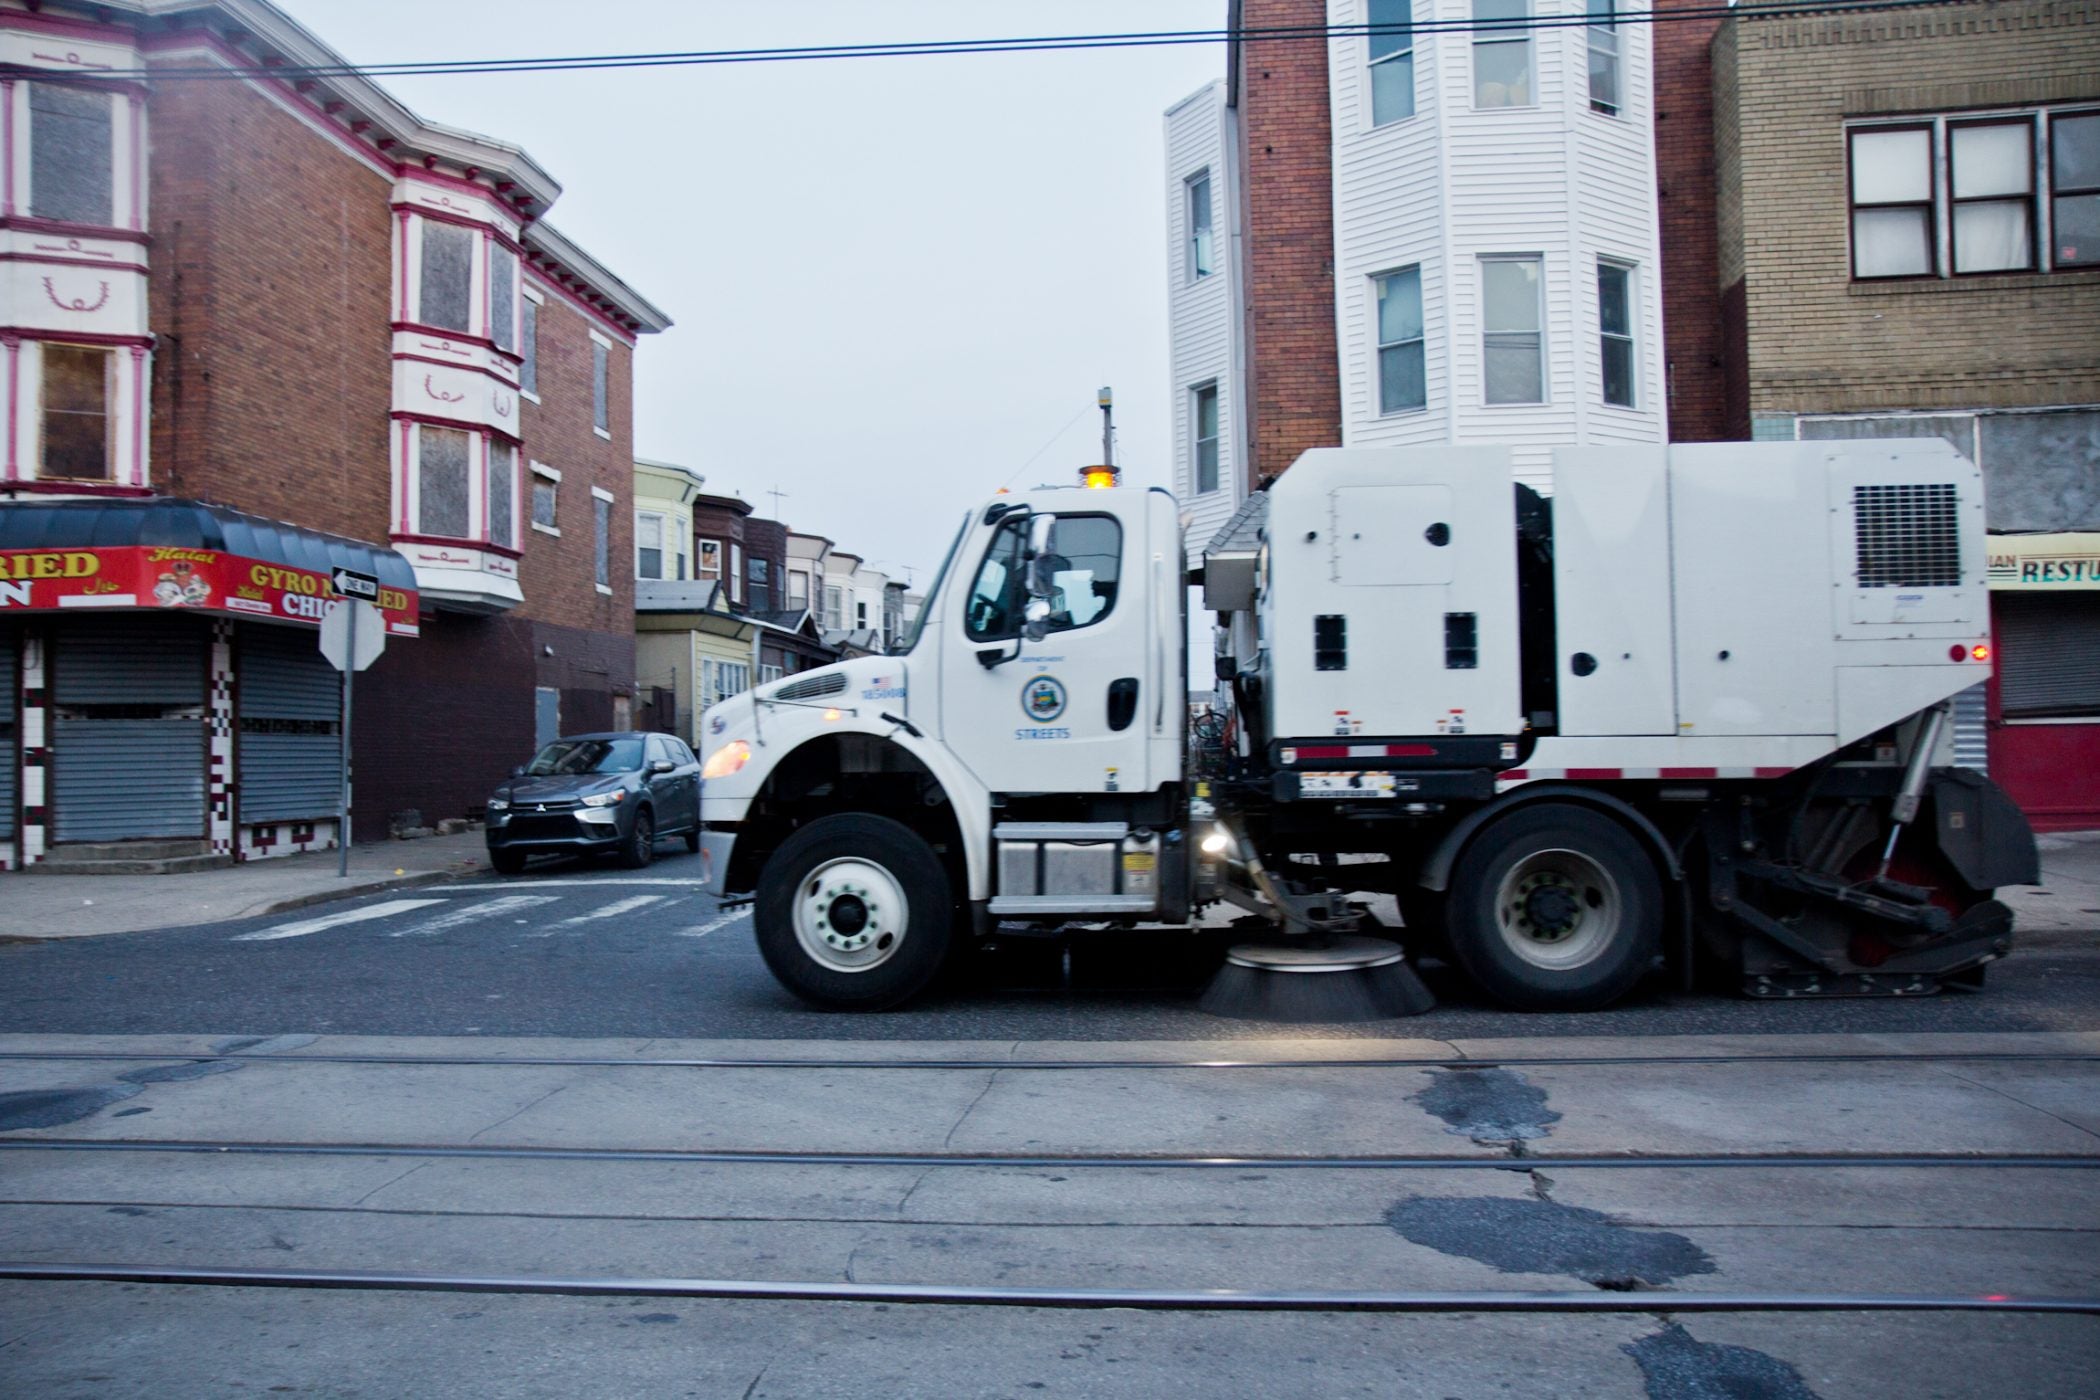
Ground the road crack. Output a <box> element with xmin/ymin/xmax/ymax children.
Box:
<box><xmin>349</xmin><ymin>1160</ymin><xmax>430</xmax><ymax>1208</ymax></box>
<box><xmin>1933</xmin><ymin>1065</ymin><xmax>2100</xmax><ymax>1144</ymax></box>
<box><xmin>468</xmin><ymin>1082</ymin><xmax>572</xmax><ymax>1144</ymax></box>
<box><xmin>941</xmin><ymin>1067</ymin><xmax>1003</xmax><ymax>1150</ymax></box>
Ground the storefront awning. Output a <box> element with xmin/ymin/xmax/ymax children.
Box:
<box><xmin>0</xmin><ymin>498</ymin><xmax>420</xmax><ymax>635</ymax></box>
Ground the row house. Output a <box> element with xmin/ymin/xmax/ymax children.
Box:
<box><xmin>0</xmin><ymin>0</ymin><xmax>667</xmax><ymax>869</ymax></box>
<box><xmin>1655</xmin><ymin>0</ymin><xmax>2100</xmax><ymax>827</ymax></box>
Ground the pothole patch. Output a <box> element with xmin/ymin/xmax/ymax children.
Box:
<box><xmin>0</xmin><ymin>1085</ymin><xmax>145</xmax><ymax>1131</ymax></box>
<box><xmin>1623</xmin><ymin>1323</ymin><xmax>1823</xmax><ymax>1399</ymax></box>
<box><xmin>1383</xmin><ymin>1194</ymin><xmax>1716</xmax><ymax>1287</ymax></box>
<box><xmin>1410</xmin><ymin>1067</ymin><xmax>1561</xmax><ymax>1143</ymax></box>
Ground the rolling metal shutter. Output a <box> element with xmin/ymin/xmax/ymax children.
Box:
<box><xmin>51</xmin><ymin>619</ymin><xmax>206</xmax><ymax>843</ymax></box>
<box><xmin>0</xmin><ymin>630</ymin><xmax>16</xmax><ymax>839</ymax></box>
<box><xmin>1998</xmin><ymin>594</ymin><xmax>2100</xmax><ymax>719</ymax></box>
<box><xmin>238</xmin><ymin>624</ymin><xmax>342</xmax><ymax>824</ymax></box>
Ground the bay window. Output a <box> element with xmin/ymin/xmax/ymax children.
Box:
<box><xmin>637</xmin><ymin>511</ymin><xmax>666</xmax><ymax>579</ymax></box>
<box><xmin>1587</xmin><ymin>0</ymin><xmax>1621</xmax><ymax>116</ymax></box>
<box><xmin>1192</xmin><ymin>383</ymin><xmax>1220</xmax><ymax>493</ymax></box>
<box><xmin>1481</xmin><ymin>256</ymin><xmax>1544</xmax><ymax>406</ymax></box>
<box><xmin>1598</xmin><ymin>261</ymin><xmax>1636</xmax><ymax>408</ymax></box>
<box><xmin>487</xmin><ymin>440</ymin><xmax>517</xmax><ymax>550</ymax></box>
<box><xmin>1368</xmin><ymin>0</ymin><xmax>1414</xmax><ymax>126</ymax></box>
<box><xmin>40</xmin><ymin>345</ymin><xmax>114</xmax><ymax>480</ymax></box>
<box><xmin>420</xmin><ymin>221</ymin><xmax>475</xmax><ymax>333</ymax></box>
<box><xmin>1375</xmin><ymin>266</ymin><xmax>1426</xmax><ymax>415</ymax></box>
<box><xmin>491</xmin><ymin>245</ymin><xmax>519</xmax><ymax>352</ymax></box>
<box><xmin>29</xmin><ymin>83</ymin><xmax>113</xmax><ymax>227</ymax></box>
<box><xmin>520</xmin><ymin>294</ymin><xmax>541</xmax><ymax>395</ymax></box>
<box><xmin>417</xmin><ymin>427</ymin><xmax>472</xmax><ymax>537</ymax></box>
<box><xmin>1473</xmin><ymin>0</ymin><xmax>1533</xmax><ymax>110</ymax></box>
<box><xmin>1187</xmin><ymin>170</ymin><xmax>1214</xmax><ymax>280</ymax></box>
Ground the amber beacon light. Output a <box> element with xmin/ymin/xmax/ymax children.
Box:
<box><xmin>1081</xmin><ymin>465</ymin><xmax>1120</xmax><ymax>489</ymax></box>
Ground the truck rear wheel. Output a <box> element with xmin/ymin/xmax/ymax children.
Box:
<box><xmin>1446</xmin><ymin>804</ymin><xmax>1661</xmax><ymax>1011</ymax></box>
<box><xmin>754</xmin><ymin>813</ymin><xmax>955</xmax><ymax>1011</ymax></box>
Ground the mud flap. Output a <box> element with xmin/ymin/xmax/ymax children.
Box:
<box><xmin>1930</xmin><ymin>768</ymin><xmax>2041</xmax><ymax>891</ymax></box>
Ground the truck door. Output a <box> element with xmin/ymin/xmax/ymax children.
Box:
<box><xmin>935</xmin><ymin>503</ymin><xmax>1155</xmax><ymax>796</ymax></box>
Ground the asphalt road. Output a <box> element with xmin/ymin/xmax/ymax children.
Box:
<box><xmin>4</xmin><ymin>847</ymin><xmax>2097</xmax><ymax>1040</ymax></box>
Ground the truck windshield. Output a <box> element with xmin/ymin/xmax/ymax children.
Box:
<box><xmin>895</xmin><ymin>513</ymin><xmax>968</xmax><ymax>654</ymax></box>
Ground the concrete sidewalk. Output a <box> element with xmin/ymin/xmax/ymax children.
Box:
<box><xmin>0</xmin><ymin>830</ymin><xmax>490</xmax><ymax>940</ymax></box>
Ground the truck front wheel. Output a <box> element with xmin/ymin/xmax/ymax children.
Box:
<box><xmin>1446</xmin><ymin>804</ymin><xmax>1661</xmax><ymax>1011</ymax></box>
<box><xmin>754</xmin><ymin>813</ymin><xmax>955</xmax><ymax>1011</ymax></box>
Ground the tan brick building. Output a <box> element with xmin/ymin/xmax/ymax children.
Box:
<box><xmin>1662</xmin><ymin>0</ymin><xmax>2100</xmax><ymax>826</ymax></box>
<box><xmin>0</xmin><ymin>0</ymin><xmax>668</xmax><ymax>868</ymax></box>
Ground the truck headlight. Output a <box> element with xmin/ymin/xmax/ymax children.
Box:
<box><xmin>580</xmin><ymin>789</ymin><xmax>626</xmax><ymax>808</ymax></box>
<box><xmin>702</xmin><ymin>740</ymin><xmax>751</xmax><ymax>779</ymax></box>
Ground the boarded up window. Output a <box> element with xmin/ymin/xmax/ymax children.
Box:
<box><xmin>30</xmin><ymin>83</ymin><xmax>113</xmax><ymax>226</ymax></box>
<box><xmin>488</xmin><ymin>440</ymin><xmax>517</xmax><ymax>549</ymax></box>
<box><xmin>420</xmin><ymin>221</ymin><xmax>474</xmax><ymax>333</ymax></box>
<box><xmin>40</xmin><ymin>345</ymin><xmax>111</xmax><ymax>480</ymax></box>
<box><xmin>594</xmin><ymin>495</ymin><xmax>612</xmax><ymax>586</ymax></box>
<box><xmin>419</xmin><ymin>427</ymin><xmax>471</xmax><ymax>538</ymax></box>
<box><xmin>592</xmin><ymin>341</ymin><xmax>610</xmax><ymax>431</ymax></box>
<box><xmin>520</xmin><ymin>298</ymin><xmax>539</xmax><ymax>394</ymax></box>
<box><xmin>491</xmin><ymin>245</ymin><xmax>517</xmax><ymax>352</ymax></box>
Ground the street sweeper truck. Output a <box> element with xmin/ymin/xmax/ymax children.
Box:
<box><xmin>696</xmin><ymin>441</ymin><xmax>2038</xmax><ymax>1012</ymax></box>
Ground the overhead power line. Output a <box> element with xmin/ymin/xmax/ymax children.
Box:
<box><xmin>93</xmin><ymin>2</ymin><xmax>1967</xmax><ymax>82</ymax></box>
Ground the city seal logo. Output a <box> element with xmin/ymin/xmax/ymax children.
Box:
<box><xmin>1021</xmin><ymin>674</ymin><xmax>1067</xmax><ymax>723</ymax></box>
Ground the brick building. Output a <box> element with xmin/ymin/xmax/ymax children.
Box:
<box><xmin>1655</xmin><ymin>0</ymin><xmax>2100</xmax><ymax>826</ymax></box>
<box><xmin>0</xmin><ymin>0</ymin><xmax>668</xmax><ymax>868</ymax></box>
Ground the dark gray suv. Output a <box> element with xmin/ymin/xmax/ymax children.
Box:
<box><xmin>484</xmin><ymin>732</ymin><xmax>701</xmax><ymax>874</ymax></box>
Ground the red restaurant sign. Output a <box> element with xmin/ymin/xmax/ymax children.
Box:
<box><xmin>0</xmin><ymin>546</ymin><xmax>419</xmax><ymax>635</ymax></box>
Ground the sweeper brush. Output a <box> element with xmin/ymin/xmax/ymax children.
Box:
<box><xmin>1198</xmin><ymin>934</ymin><xmax>1435</xmax><ymax>1023</ymax></box>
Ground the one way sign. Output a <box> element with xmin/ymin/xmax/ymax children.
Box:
<box><xmin>331</xmin><ymin>567</ymin><xmax>380</xmax><ymax>602</ymax></box>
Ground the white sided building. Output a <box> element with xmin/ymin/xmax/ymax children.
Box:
<box><xmin>1162</xmin><ymin>79</ymin><xmax>1247</xmax><ymax>552</ymax></box>
<box><xmin>1166</xmin><ymin>0</ymin><xmax>1668</xmax><ymax>498</ymax></box>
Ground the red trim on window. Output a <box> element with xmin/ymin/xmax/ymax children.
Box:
<box><xmin>389</xmin><ymin>408</ymin><xmax>521</xmax><ymax>442</ymax></box>
<box><xmin>394</xmin><ymin>165</ymin><xmax>528</xmax><ymax>217</ymax></box>
<box><xmin>395</xmin><ymin>210</ymin><xmax>409</xmax><ymax>320</ymax></box>
<box><xmin>0</xmin><ymin>327</ymin><xmax>152</xmax><ymax>348</ymax></box>
<box><xmin>389</xmin><ymin>321</ymin><xmax>522</xmax><ymax>363</ymax></box>
<box><xmin>394</xmin><ymin>351</ymin><xmax>518</xmax><ymax>384</ymax></box>
<box><xmin>2</xmin><ymin>335</ymin><xmax>16</xmax><ymax>480</ymax></box>
<box><xmin>0</xmin><ymin>215</ymin><xmax>150</xmax><ymax>247</ymax></box>
<box><xmin>480</xmin><ymin>228</ymin><xmax>493</xmax><ymax>343</ymax></box>
<box><xmin>2</xmin><ymin>80</ymin><xmax>14</xmax><ymax>221</ymax></box>
<box><xmin>128</xmin><ymin>345</ymin><xmax>144</xmax><ymax>487</ymax></box>
<box><xmin>127</xmin><ymin>93</ymin><xmax>142</xmax><ymax>232</ymax></box>
<box><xmin>1</xmin><ymin>479</ymin><xmax>153</xmax><ymax>498</ymax></box>
<box><xmin>396</xmin><ymin>419</ymin><xmax>412</xmax><ymax>533</ymax></box>
<box><xmin>0</xmin><ymin>251</ymin><xmax>148</xmax><ymax>274</ymax></box>
<box><xmin>391</xmin><ymin>530</ymin><xmax>524</xmax><ymax>561</ymax></box>
<box><xmin>391</xmin><ymin>200</ymin><xmax>525</xmax><ymax>254</ymax></box>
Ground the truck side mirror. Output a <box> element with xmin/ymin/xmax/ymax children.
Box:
<box><xmin>1024</xmin><ymin>514</ymin><xmax>1058</xmax><ymax>598</ymax></box>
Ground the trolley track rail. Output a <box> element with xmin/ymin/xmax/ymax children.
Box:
<box><xmin>3</xmin><ymin>1263</ymin><xmax>2096</xmax><ymax>1316</ymax></box>
<box><xmin>6</xmin><ymin>1138</ymin><xmax>2097</xmax><ymax>1171</ymax></box>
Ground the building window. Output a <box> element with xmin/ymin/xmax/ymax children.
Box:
<box><xmin>1849</xmin><ymin>126</ymin><xmax>1935</xmax><ymax>279</ymax></box>
<box><xmin>1192</xmin><ymin>383</ymin><xmax>1221</xmax><ymax>493</ymax></box>
<box><xmin>530</xmin><ymin>462</ymin><xmax>559</xmax><ymax>534</ymax></box>
<box><xmin>1950</xmin><ymin>120</ymin><xmax>2035</xmax><ymax>275</ymax></box>
<box><xmin>698</xmin><ymin>539</ymin><xmax>722</xmax><ymax>581</ymax></box>
<box><xmin>39</xmin><ymin>345</ymin><xmax>113</xmax><ymax>480</ymax></box>
<box><xmin>824</xmin><ymin>584</ymin><xmax>844</xmax><ymax>631</ymax></box>
<box><xmin>419</xmin><ymin>221</ymin><xmax>475</xmax><ymax>333</ymax></box>
<box><xmin>488</xmin><ymin>440</ymin><xmax>518</xmax><ymax>550</ymax></box>
<box><xmin>1368</xmin><ymin>0</ymin><xmax>1414</xmax><ymax>126</ymax></box>
<box><xmin>1472</xmin><ymin>0</ymin><xmax>1533</xmax><ymax>109</ymax></box>
<box><xmin>729</xmin><ymin>544</ymin><xmax>743</xmax><ymax>604</ymax></box>
<box><xmin>1587</xmin><ymin>0</ymin><xmax>1620</xmax><ymax>116</ymax></box>
<box><xmin>1186</xmin><ymin>170</ymin><xmax>1214</xmax><ymax>280</ymax></box>
<box><xmin>749</xmin><ymin>556</ymin><xmax>772</xmax><ymax>612</ymax></box>
<box><xmin>1481</xmin><ymin>256</ymin><xmax>1544</xmax><ymax>406</ymax></box>
<box><xmin>857</xmin><ymin>599</ymin><xmax>871</xmax><ymax>629</ymax></box>
<box><xmin>1375</xmin><ymin>266</ymin><xmax>1426</xmax><ymax>415</ymax></box>
<box><xmin>520</xmin><ymin>295</ymin><xmax>540</xmax><ymax>396</ymax></box>
<box><xmin>2054</xmin><ymin>111</ymin><xmax>2100</xmax><ymax>267</ymax></box>
<box><xmin>414</xmin><ymin>427</ymin><xmax>472</xmax><ymax>538</ymax></box>
<box><xmin>788</xmin><ymin>568</ymin><xmax>810</xmax><ymax>609</ymax></box>
<box><xmin>1597</xmin><ymin>261</ymin><xmax>1635</xmax><ymax>408</ymax></box>
<box><xmin>29</xmin><ymin>83</ymin><xmax>113</xmax><ymax>227</ymax></box>
<box><xmin>592</xmin><ymin>340</ymin><xmax>610</xmax><ymax>434</ymax></box>
<box><xmin>491</xmin><ymin>245</ymin><xmax>518</xmax><ymax>352</ymax></box>
<box><xmin>593</xmin><ymin>492</ymin><xmax>612</xmax><ymax>589</ymax></box>
<box><xmin>636</xmin><ymin>511</ymin><xmax>665</xmax><ymax>579</ymax></box>
<box><xmin>676</xmin><ymin>533</ymin><xmax>688</xmax><ymax>581</ymax></box>
<box><xmin>761</xmin><ymin>664</ymin><xmax>784</xmax><ymax>685</ymax></box>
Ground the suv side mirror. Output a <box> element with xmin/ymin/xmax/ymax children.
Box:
<box><xmin>510</xmin><ymin>764</ymin><xmax>527</xmax><ymax>779</ymax></box>
<box><xmin>649</xmin><ymin>759</ymin><xmax>675</xmax><ymax>775</ymax></box>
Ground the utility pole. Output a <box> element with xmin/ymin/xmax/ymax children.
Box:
<box><xmin>1098</xmin><ymin>386</ymin><xmax>1114</xmax><ymax>468</ymax></box>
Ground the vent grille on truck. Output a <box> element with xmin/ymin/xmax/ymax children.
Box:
<box><xmin>1853</xmin><ymin>483</ymin><xmax>1960</xmax><ymax>588</ymax></box>
<box><xmin>772</xmin><ymin>672</ymin><xmax>847</xmax><ymax>702</ymax></box>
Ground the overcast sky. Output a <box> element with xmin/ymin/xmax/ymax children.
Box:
<box><xmin>279</xmin><ymin>0</ymin><xmax>1228</xmax><ymax>587</ymax></box>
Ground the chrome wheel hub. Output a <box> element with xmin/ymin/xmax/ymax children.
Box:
<box><xmin>1494</xmin><ymin>848</ymin><xmax>1620</xmax><ymax>971</ymax></box>
<box><xmin>794</xmin><ymin>858</ymin><xmax>909</xmax><ymax>973</ymax></box>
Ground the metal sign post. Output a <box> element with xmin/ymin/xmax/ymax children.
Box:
<box><xmin>319</xmin><ymin>580</ymin><xmax>385</xmax><ymax>878</ymax></box>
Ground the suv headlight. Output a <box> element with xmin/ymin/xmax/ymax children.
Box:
<box><xmin>487</xmin><ymin>796</ymin><xmax>510</xmax><ymax>812</ymax></box>
<box><xmin>702</xmin><ymin>740</ymin><xmax>751</xmax><ymax>779</ymax></box>
<box><xmin>580</xmin><ymin>789</ymin><xmax>626</xmax><ymax>808</ymax></box>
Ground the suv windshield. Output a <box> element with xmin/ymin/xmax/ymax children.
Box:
<box><xmin>527</xmin><ymin>738</ymin><xmax>642</xmax><ymax>776</ymax></box>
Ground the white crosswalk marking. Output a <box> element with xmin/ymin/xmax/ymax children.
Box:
<box><xmin>424</xmin><ymin>878</ymin><xmax>701</xmax><ymax>892</ymax></box>
<box><xmin>676</xmin><ymin>910</ymin><xmax>750</xmax><ymax>939</ymax></box>
<box><xmin>541</xmin><ymin>893</ymin><xmax>669</xmax><ymax>933</ymax></box>
<box><xmin>389</xmin><ymin>894</ymin><xmax>561</xmax><ymax>937</ymax></box>
<box><xmin>233</xmin><ymin>898</ymin><xmax>446</xmax><ymax>942</ymax></box>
